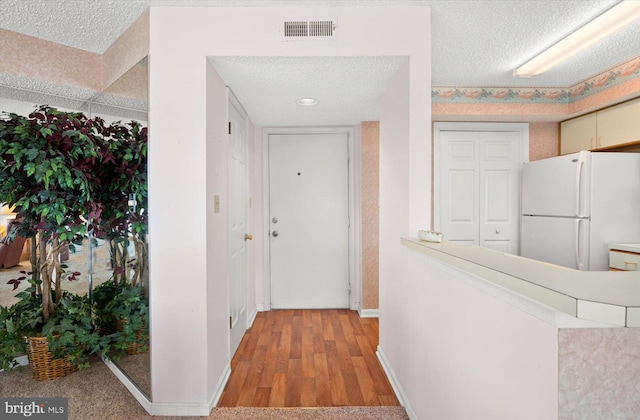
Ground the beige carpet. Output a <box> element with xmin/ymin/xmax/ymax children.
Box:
<box><xmin>0</xmin><ymin>356</ymin><xmax>409</xmax><ymax>419</ymax></box>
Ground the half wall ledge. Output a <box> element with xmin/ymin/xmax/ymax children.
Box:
<box><xmin>401</xmin><ymin>237</ymin><xmax>640</xmax><ymax>327</ymax></box>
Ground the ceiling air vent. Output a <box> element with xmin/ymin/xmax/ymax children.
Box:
<box><xmin>281</xmin><ymin>18</ymin><xmax>337</xmax><ymax>41</ymax></box>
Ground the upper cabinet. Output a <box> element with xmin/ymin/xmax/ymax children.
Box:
<box><xmin>560</xmin><ymin>97</ymin><xmax>640</xmax><ymax>155</ymax></box>
<box><xmin>596</xmin><ymin>99</ymin><xmax>640</xmax><ymax>149</ymax></box>
<box><xmin>560</xmin><ymin>113</ymin><xmax>596</xmax><ymax>155</ymax></box>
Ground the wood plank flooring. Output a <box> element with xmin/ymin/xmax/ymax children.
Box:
<box><xmin>218</xmin><ymin>309</ymin><xmax>399</xmax><ymax>408</ymax></box>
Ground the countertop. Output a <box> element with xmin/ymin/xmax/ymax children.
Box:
<box><xmin>608</xmin><ymin>243</ymin><xmax>640</xmax><ymax>253</ymax></box>
<box><xmin>402</xmin><ymin>238</ymin><xmax>640</xmax><ymax>327</ymax></box>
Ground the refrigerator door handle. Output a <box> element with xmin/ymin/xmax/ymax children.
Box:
<box><xmin>575</xmin><ymin>153</ymin><xmax>586</xmax><ymax>217</ymax></box>
<box><xmin>576</xmin><ymin>219</ymin><xmax>585</xmax><ymax>270</ymax></box>
<box><xmin>575</xmin><ymin>153</ymin><xmax>584</xmax><ymax>217</ymax></box>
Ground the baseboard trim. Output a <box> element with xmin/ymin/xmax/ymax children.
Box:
<box><xmin>376</xmin><ymin>346</ymin><xmax>417</xmax><ymax>420</ymax></box>
<box><xmin>149</xmin><ymin>362</ymin><xmax>231</xmax><ymax>416</ymax></box>
<box><xmin>150</xmin><ymin>401</ymin><xmax>211</xmax><ymax>416</ymax></box>
<box><xmin>358</xmin><ymin>308</ymin><xmax>379</xmax><ymax>318</ymax></box>
<box><xmin>104</xmin><ymin>357</ymin><xmax>231</xmax><ymax>416</ymax></box>
<box><xmin>209</xmin><ymin>362</ymin><xmax>231</xmax><ymax>411</ymax></box>
<box><xmin>248</xmin><ymin>306</ymin><xmax>258</xmax><ymax>328</ymax></box>
<box><xmin>102</xmin><ymin>356</ymin><xmax>153</xmax><ymax>414</ymax></box>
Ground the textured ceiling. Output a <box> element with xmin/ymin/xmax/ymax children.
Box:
<box><xmin>1</xmin><ymin>0</ymin><xmax>639</xmax><ymax>125</ymax></box>
<box><xmin>210</xmin><ymin>56</ymin><xmax>408</xmax><ymax>126</ymax></box>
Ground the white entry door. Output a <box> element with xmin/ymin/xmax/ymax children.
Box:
<box><xmin>268</xmin><ymin>133</ymin><xmax>349</xmax><ymax>309</ymax></box>
<box><xmin>436</xmin><ymin>126</ymin><xmax>525</xmax><ymax>254</ymax></box>
<box><xmin>228</xmin><ymin>97</ymin><xmax>249</xmax><ymax>356</ymax></box>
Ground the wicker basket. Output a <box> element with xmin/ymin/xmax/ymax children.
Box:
<box><xmin>26</xmin><ymin>336</ymin><xmax>77</xmax><ymax>381</ymax></box>
<box><xmin>116</xmin><ymin>319</ymin><xmax>148</xmax><ymax>355</ymax></box>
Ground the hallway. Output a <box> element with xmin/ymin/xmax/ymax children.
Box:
<box><xmin>218</xmin><ymin>309</ymin><xmax>399</xmax><ymax>407</ymax></box>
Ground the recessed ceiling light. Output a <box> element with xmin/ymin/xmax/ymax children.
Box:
<box><xmin>296</xmin><ymin>97</ymin><xmax>319</xmax><ymax>106</ymax></box>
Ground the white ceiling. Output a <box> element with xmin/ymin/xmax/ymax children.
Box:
<box><xmin>210</xmin><ymin>56</ymin><xmax>408</xmax><ymax>126</ymax></box>
<box><xmin>1</xmin><ymin>0</ymin><xmax>639</xmax><ymax>125</ymax></box>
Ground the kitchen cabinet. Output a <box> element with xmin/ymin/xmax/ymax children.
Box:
<box><xmin>608</xmin><ymin>244</ymin><xmax>640</xmax><ymax>271</ymax></box>
<box><xmin>560</xmin><ymin>113</ymin><xmax>596</xmax><ymax>154</ymax></box>
<box><xmin>560</xmin><ymin>97</ymin><xmax>640</xmax><ymax>154</ymax></box>
<box><xmin>596</xmin><ymin>99</ymin><xmax>640</xmax><ymax>148</ymax></box>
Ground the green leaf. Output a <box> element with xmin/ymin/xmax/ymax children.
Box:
<box><xmin>24</xmin><ymin>162</ymin><xmax>35</xmax><ymax>176</ymax></box>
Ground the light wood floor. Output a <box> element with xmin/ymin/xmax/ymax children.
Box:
<box><xmin>218</xmin><ymin>309</ymin><xmax>400</xmax><ymax>408</ymax></box>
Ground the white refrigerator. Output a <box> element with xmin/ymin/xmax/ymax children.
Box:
<box><xmin>521</xmin><ymin>151</ymin><xmax>640</xmax><ymax>271</ymax></box>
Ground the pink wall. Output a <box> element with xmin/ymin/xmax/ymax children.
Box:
<box><xmin>102</xmin><ymin>60</ymin><xmax>148</xmax><ymax>101</ymax></box>
<box><xmin>432</xmin><ymin>56</ymin><xmax>640</xmax><ymax>156</ymax></box>
<box><xmin>1</xmin><ymin>12</ymin><xmax>150</xmax><ymax>96</ymax></box>
<box><xmin>433</xmin><ymin>56</ymin><xmax>640</xmax><ymax>123</ymax></box>
<box><xmin>0</xmin><ymin>28</ymin><xmax>102</xmax><ymax>91</ymax></box>
<box><xmin>102</xmin><ymin>9</ymin><xmax>149</xmax><ymax>90</ymax></box>
<box><xmin>433</xmin><ymin>102</ymin><xmax>569</xmax><ymax>122</ymax></box>
<box><xmin>529</xmin><ymin>122</ymin><xmax>559</xmax><ymax>161</ymax></box>
<box><xmin>361</xmin><ymin>121</ymin><xmax>380</xmax><ymax>309</ymax></box>
<box><xmin>568</xmin><ymin>56</ymin><xmax>640</xmax><ymax>116</ymax></box>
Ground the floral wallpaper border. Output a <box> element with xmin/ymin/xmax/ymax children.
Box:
<box><xmin>433</xmin><ymin>56</ymin><xmax>640</xmax><ymax>104</ymax></box>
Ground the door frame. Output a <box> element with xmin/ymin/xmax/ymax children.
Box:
<box><xmin>262</xmin><ymin>126</ymin><xmax>359</xmax><ymax>311</ymax></box>
<box><xmin>433</xmin><ymin>122</ymin><xmax>529</xmax><ymax>242</ymax></box>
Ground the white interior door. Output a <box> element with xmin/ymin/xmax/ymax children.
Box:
<box><xmin>228</xmin><ymin>98</ymin><xmax>248</xmax><ymax>356</ymax></box>
<box><xmin>478</xmin><ymin>132</ymin><xmax>522</xmax><ymax>254</ymax></box>
<box><xmin>268</xmin><ymin>133</ymin><xmax>349</xmax><ymax>309</ymax></box>
<box><xmin>436</xmin><ymin>125</ymin><xmax>525</xmax><ymax>254</ymax></box>
<box><xmin>438</xmin><ymin>133</ymin><xmax>479</xmax><ymax>245</ymax></box>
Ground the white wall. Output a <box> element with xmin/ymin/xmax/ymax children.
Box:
<box><xmin>0</xmin><ymin>96</ymin><xmax>146</xmax><ymax>125</ymax></box>
<box><xmin>378</xmin><ymin>57</ymin><xmax>412</xmax><ymax>398</ymax></box>
<box><xmin>395</xmin><ymin>247</ymin><xmax>559</xmax><ymax>419</ymax></box>
<box><xmin>204</xmin><ymin>61</ymin><xmax>232</xmax><ymax>401</ymax></box>
<box><xmin>0</xmin><ymin>98</ymin><xmax>48</xmax><ymax>116</ymax></box>
<box><xmin>147</xmin><ymin>5</ymin><xmax>431</xmax><ymax>411</ymax></box>
<box><xmin>148</xmin><ymin>27</ymin><xmax>210</xmax><ymax>405</ymax></box>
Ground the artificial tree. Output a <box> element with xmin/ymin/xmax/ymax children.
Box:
<box><xmin>0</xmin><ymin>106</ymin><xmax>101</xmax><ymax>318</ymax></box>
<box><xmin>93</xmin><ymin>118</ymin><xmax>148</xmax><ymax>289</ymax></box>
<box><xmin>0</xmin><ymin>106</ymin><xmax>150</xmax><ymax>370</ymax></box>
<box><xmin>91</xmin><ymin>118</ymin><xmax>149</xmax><ymax>354</ymax></box>
<box><xmin>0</xmin><ymin>105</ymin><xmax>106</xmax><ymax>371</ymax></box>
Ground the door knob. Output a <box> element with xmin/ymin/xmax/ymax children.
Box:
<box><xmin>244</xmin><ymin>234</ymin><xmax>253</xmax><ymax>241</ymax></box>
<box><xmin>272</xmin><ymin>231</ymin><xmax>279</xmax><ymax>237</ymax></box>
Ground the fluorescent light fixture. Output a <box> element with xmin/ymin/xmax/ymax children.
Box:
<box><xmin>514</xmin><ymin>0</ymin><xmax>640</xmax><ymax>78</ymax></box>
<box><xmin>296</xmin><ymin>97</ymin><xmax>319</xmax><ymax>106</ymax></box>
